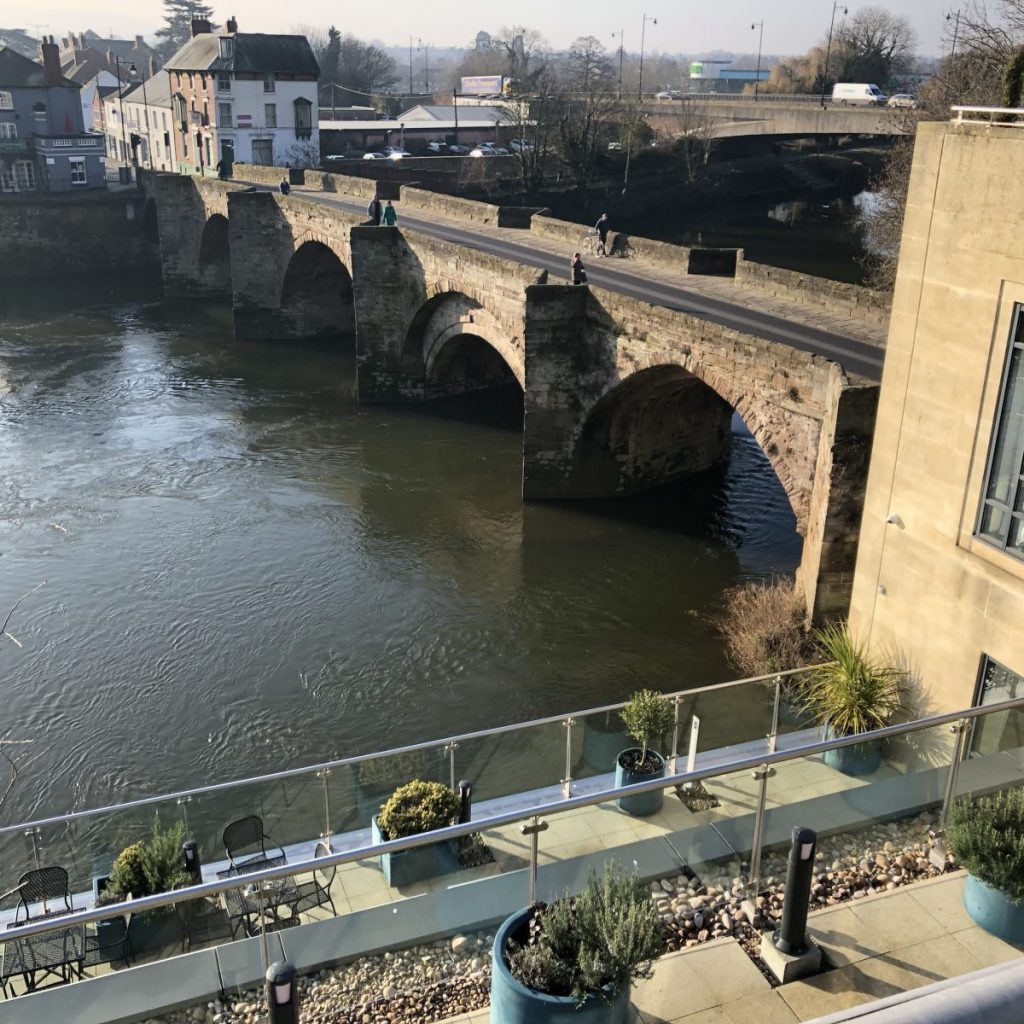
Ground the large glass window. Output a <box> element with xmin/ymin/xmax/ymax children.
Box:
<box><xmin>0</xmin><ymin>91</ymin><xmax>13</xmax><ymax>110</ymax></box>
<box><xmin>264</xmin><ymin>103</ymin><xmax>277</xmax><ymax>128</ymax></box>
<box><xmin>216</xmin><ymin>73</ymin><xmax>231</xmax><ymax>93</ymax></box>
<box><xmin>13</xmin><ymin>160</ymin><xmax>35</xmax><ymax>191</ymax></box>
<box><xmin>294</xmin><ymin>98</ymin><xmax>312</xmax><ymax>138</ymax></box>
<box><xmin>263</xmin><ymin>73</ymin><xmax>276</xmax><ymax>93</ymax></box>
<box><xmin>970</xmin><ymin>655</ymin><xmax>1024</xmax><ymax>757</ymax></box>
<box><xmin>217</xmin><ymin>102</ymin><xmax>232</xmax><ymax>128</ymax></box>
<box><xmin>69</xmin><ymin>156</ymin><xmax>87</xmax><ymax>185</ymax></box>
<box><xmin>0</xmin><ymin>122</ymin><xmax>16</xmax><ymax>138</ymax></box>
<box><xmin>977</xmin><ymin>306</ymin><xmax>1024</xmax><ymax>559</ymax></box>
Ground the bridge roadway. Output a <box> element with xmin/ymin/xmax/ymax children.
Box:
<box><xmin>252</xmin><ymin>183</ymin><xmax>885</xmax><ymax>383</ymax></box>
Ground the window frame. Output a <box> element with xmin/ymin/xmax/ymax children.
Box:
<box><xmin>264</xmin><ymin>103</ymin><xmax>277</xmax><ymax>128</ymax></box>
<box><xmin>216</xmin><ymin>73</ymin><xmax>232</xmax><ymax>93</ymax></box>
<box><xmin>0</xmin><ymin>91</ymin><xmax>13</xmax><ymax>111</ymax></box>
<box><xmin>68</xmin><ymin>156</ymin><xmax>87</xmax><ymax>186</ymax></box>
<box><xmin>0</xmin><ymin>122</ymin><xmax>17</xmax><ymax>139</ymax></box>
<box><xmin>975</xmin><ymin>303</ymin><xmax>1024</xmax><ymax>560</ymax></box>
<box><xmin>263</xmin><ymin>73</ymin><xmax>276</xmax><ymax>94</ymax></box>
<box><xmin>217</xmin><ymin>102</ymin><xmax>232</xmax><ymax>128</ymax></box>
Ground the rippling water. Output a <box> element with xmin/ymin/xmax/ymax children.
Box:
<box><xmin>0</xmin><ymin>278</ymin><xmax>801</xmax><ymax>822</ymax></box>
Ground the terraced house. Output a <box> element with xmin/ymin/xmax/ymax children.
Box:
<box><xmin>0</xmin><ymin>40</ymin><xmax>105</xmax><ymax>195</ymax></box>
<box><xmin>165</xmin><ymin>16</ymin><xmax>319</xmax><ymax>176</ymax></box>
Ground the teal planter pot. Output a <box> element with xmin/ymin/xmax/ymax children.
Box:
<box><xmin>126</xmin><ymin>904</ymin><xmax>182</xmax><ymax>955</ymax></box>
<box><xmin>371</xmin><ymin>817</ymin><xmax>459</xmax><ymax>888</ymax></box>
<box><xmin>963</xmin><ymin>874</ymin><xmax>1024</xmax><ymax>944</ymax></box>
<box><xmin>490</xmin><ymin>909</ymin><xmax>633</xmax><ymax>1024</ymax></box>
<box><xmin>614</xmin><ymin>749</ymin><xmax>666</xmax><ymax>817</ymax></box>
<box><xmin>821</xmin><ymin>726</ymin><xmax>883</xmax><ymax>776</ymax></box>
<box><xmin>581</xmin><ymin>716</ymin><xmax>631</xmax><ymax>774</ymax></box>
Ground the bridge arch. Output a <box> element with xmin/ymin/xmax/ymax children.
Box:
<box><xmin>280</xmin><ymin>239</ymin><xmax>355</xmax><ymax>338</ymax></box>
<box><xmin>405</xmin><ymin>290</ymin><xmax>524</xmax><ymax>398</ymax></box>
<box><xmin>571</xmin><ymin>358</ymin><xmax>808</xmax><ymax>527</ymax></box>
<box><xmin>197</xmin><ymin>213</ymin><xmax>231</xmax><ymax>297</ymax></box>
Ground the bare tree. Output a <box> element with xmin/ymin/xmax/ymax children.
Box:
<box><xmin>502</xmin><ymin>68</ymin><xmax>563</xmax><ymax>193</ymax></box>
<box><xmin>565</xmin><ymin>36</ymin><xmax>613</xmax><ymax>92</ymax></box>
<box><xmin>832</xmin><ymin>6</ymin><xmax>917</xmax><ymax>85</ymax></box>
<box><xmin>660</xmin><ymin>100</ymin><xmax>716</xmax><ymax>184</ymax></box>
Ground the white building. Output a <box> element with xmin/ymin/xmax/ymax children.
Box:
<box><xmin>165</xmin><ymin>16</ymin><xmax>319</xmax><ymax>174</ymax></box>
<box><xmin>103</xmin><ymin>73</ymin><xmax>174</xmax><ymax>171</ymax></box>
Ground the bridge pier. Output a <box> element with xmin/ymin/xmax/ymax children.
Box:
<box><xmin>151</xmin><ymin>173</ymin><xmax>233</xmax><ymax>299</ymax></box>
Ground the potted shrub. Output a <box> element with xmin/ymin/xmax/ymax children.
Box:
<box><xmin>99</xmin><ymin>818</ymin><xmax>190</xmax><ymax>954</ymax></box>
<box><xmin>615</xmin><ymin>690</ymin><xmax>675</xmax><ymax>817</ymax></box>
<box><xmin>371</xmin><ymin>779</ymin><xmax>461</xmax><ymax>887</ymax></box>
<box><xmin>490</xmin><ymin>863</ymin><xmax>663</xmax><ymax>1024</ymax></box>
<box><xmin>800</xmin><ymin>622</ymin><xmax>905</xmax><ymax>776</ymax></box>
<box><xmin>947</xmin><ymin>788</ymin><xmax>1024</xmax><ymax>943</ymax></box>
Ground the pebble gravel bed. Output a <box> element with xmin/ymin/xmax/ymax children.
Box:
<box><xmin>149</xmin><ymin>811</ymin><xmax>954</xmax><ymax>1024</ymax></box>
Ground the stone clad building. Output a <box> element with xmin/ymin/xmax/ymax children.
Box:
<box><xmin>0</xmin><ymin>40</ymin><xmax>105</xmax><ymax>195</ymax></box>
<box><xmin>165</xmin><ymin>16</ymin><xmax>319</xmax><ymax>175</ymax></box>
<box><xmin>848</xmin><ymin>118</ymin><xmax>1024</xmax><ymax>732</ymax></box>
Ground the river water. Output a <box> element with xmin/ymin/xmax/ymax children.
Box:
<box><xmin>0</xmin><ymin>276</ymin><xmax>801</xmax><ymax>823</ymax></box>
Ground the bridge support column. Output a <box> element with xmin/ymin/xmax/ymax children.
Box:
<box><xmin>798</xmin><ymin>379</ymin><xmax>879</xmax><ymax>621</ymax></box>
<box><xmin>151</xmin><ymin>173</ymin><xmax>230</xmax><ymax>299</ymax></box>
<box><xmin>351</xmin><ymin>225</ymin><xmax>429</xmax><ymax>401</ymax></box>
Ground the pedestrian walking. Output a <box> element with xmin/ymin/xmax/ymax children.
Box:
<box><xmin>595</xmin><ymin>212</ymin><xmax>610</xmax><ymax>256</ymax></box>
<box><xmin>279</xmin><ymin>178</ymin><xmax>291</xmax><ymax>195</ymax></box>
<box><xmin>382</xmin><ymin>200</ymin><xmax>398</xmax><ymax>226</ymax></box>
<box><xmin>571</xmin><ymin>252</ymin><xmax>588</xmax><ymax>285</ymax></box>
<box><xmin>215</xmin><ymin>159</ymin><xmax>228</xmax><ymax>181</ymax></box>
<box><xmin>367</xmin><ymin>196</ymin><xmax>382</xmax><ymax>225</ymax></box>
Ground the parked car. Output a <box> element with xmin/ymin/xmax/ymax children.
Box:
<box><xmin>447</xmin><ymin>143</ymin><xmax>470</xmax><ymax>155</ymax></box>
<box><xmin>887</xmin><ymin>94</ymin><xmax>918</xmax><ymax>109</ymax></box>
<box><xmin>469</xmin><ymin>142</ymin><xmax>509</xmax><ymax>157</ymax></box>
<box><xmin>508</xmin><ymin>139</ymin><xmax>533</xmax><ymax>152</ymax></box>
<box><xmin>362</xmin><ymin>151</ymin><xmax>389</xmax><ymax>160</ymax></box>
<box><xmin>607</xmin><ymin>141</ymin><xmax>624</xmax><ymax>152</ymax></box>
<box><xmin>384</xmin><ymin>147</ymin><xmax>411</xmax><ymax>160</ymax></box>
<box><xmin>831</xmin><ymin>82</ymin><xmax>887</xmax><ymax>106</ymax></box>
<box><xmin>427</xmin><ymin>141</ymin><xmax>448</xmax><ymax>153</ymax></box>
<box><xmin>654</xmin><ymin>90</ymin><xmax>683</xmax><ymax>100</ymax></box>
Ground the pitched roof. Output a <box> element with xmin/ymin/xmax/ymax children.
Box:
<box><xmin>0</xmin><ymin>45</ymin><xmax>77</xmax><ymax>88</ymax></box>
<box><xmin>122</xmin><ymin>72</ymin><xmax>173</xmax><ymax>108</ymax></box>
<box><xmin>401</xmin><ymin>104</ymin><xmax>510</xmax><ymax>124</ymax></box>
<box><xmin>166</xmin><ymin>32</ymin><xmax>319</xmax><ymax>76</ymax></box>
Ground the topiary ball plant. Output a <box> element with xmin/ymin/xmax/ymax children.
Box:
<box><xmin>620</xmin><ymin>689</ymin><xmax>675</xmax><ymax>773</ymax></box>
<box><xmin>377</xmin><ymin>779</ymin><xmax>460</xmax><ymax>840</ymax></box>
<box><xmin>947</xmin><ymin>788</ymin><xmax>1024</xmax><ymax>903</ymax></box>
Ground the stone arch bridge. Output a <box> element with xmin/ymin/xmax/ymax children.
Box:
<box><xmin>152</xmin><ymin>174</ymin><xmax>877</xmax><ymax>620</ymax></box>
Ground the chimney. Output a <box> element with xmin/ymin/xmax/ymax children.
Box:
<box><xmin>226</xmin><ymin>16</ymin><xmax>238</xmax><ymax>33</ymax></box>
<box><xmin>41</xmin><ymin>35</ymin><xmax>62</xmax><ymax>87</ymax></box>
<box><xmin>191</xmin><ymin>17</ymin><xmax>212</xmax><ymax>37</ymax></box>
<box><xmin>148</xmin><ymin>56</ymin><xmax>157</xmax><ymax>79</ymax></box>
<box><xmin>135</xmin><ymin>35</ymin><xmax>146</xmax><ymax>50</ymax></box>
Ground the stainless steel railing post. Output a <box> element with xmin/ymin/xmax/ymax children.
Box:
<box><xmin>670</xmin><ymin>696</ymin><xmax>683</xmax><ymax>773</ymax></box>
<box><xmin>447</xmin><ymin>742</ymin><xmax>459</xmax><ymax>792</ymax></box>
<box><xmin>561</xmin><ymin>719</ymin><xmax>575</xmax><ymax>798</ymax></box>
<box><xmin>938</xmin><ymin>718</ymin><xmax>969</xmax><ymax>832</ymax></box>
<box><xmin>769</xmin><ymin>676</ymin><xmax>782</xmax><ymax>754</ymax></box>
<box><xmin>748</xmin><ymin>763</ymin><xmax>776</xmax><ymax>896</ymax></box>
<box><xmin>520</xmin><ymin>816</ymin><xmax>548</xmax><ymax>905</ymax></box>
<box><xmin>317</xmin><ymin>768</ymin><xmax>332</xmax><ymax>845</ymax></box>
<box><xmin>176</xmin><ymin>795</ymin><xmax>192</xmax><ymax>837</ymax></box>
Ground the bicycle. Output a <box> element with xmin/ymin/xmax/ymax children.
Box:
<box><xmin>579</xmin><ymin>228</ymin><xmax>603</xmax><ymax>257</ymax></box>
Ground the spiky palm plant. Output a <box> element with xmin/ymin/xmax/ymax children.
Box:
<box><xmin>801</xmin><ymin>622</ymin><xmax>905</xmax><ymax>738</ymax></box>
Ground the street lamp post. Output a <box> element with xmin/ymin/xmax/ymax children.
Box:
<box><xmin>820</xmin><ymin>3</ymin><xmax>848</xmax><ymax>108</ymax></box>
<box><xmin>408</xmin><ymin>35</ymin><xmax>413</xmax><ymax>95</ymax></box>
<box><xmin>946</xmin><ymin>9</ymin><xmax>962</xmax><ymax>59</ymax></box>
<box><xmin>113</xmin><ymin>55</ymin><xmax>136</xmax><ymax>178</ymax></box>
<box><xmin>751</xmin><ymin>21</ymin><xmax>764</xmax><ymax>101</ymax></box>
<box><xmin>611</xmin><ymin>29</ymin><xmax>624</xmax><ymax>100</ymax></box>
<box><xmin>638</xmin><ymin>13</ymin><xmax>658</xmax><ymax>100</ymax></box>
<box><xmin>138</xmin><ymin>63</ymin><xmax>151</xmax><ymax>168</ymax></box>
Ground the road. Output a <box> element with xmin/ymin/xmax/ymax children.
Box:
<box><xmin>265</xmin><ymin>186</ymin><xmax>885</xmax><ymax>383</ymax></box>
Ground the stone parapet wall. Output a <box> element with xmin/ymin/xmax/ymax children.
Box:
<box><xmin>735</xmin><ymin>257</ymin><xmax>892</xmax><ymax>328</ymax></box>
<box><xmin>0</xmin><ymin>192</ymin><xmax>156</xmax><ymax>280</ymax></box>
<box><xmin>399</xmin><ymin>187</ymin><xmax>501</xmax><ymax>227</ymax></box>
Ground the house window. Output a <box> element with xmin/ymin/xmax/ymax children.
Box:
<box><xmin>217</xmin><ymin>73</ymin><xmax>231</xmax><ymax>92</ymax></box>
<box><xmin>33</xmin><ymin>103</ymin><xmax>47</xmax><ymax>124</ymax></box>
<box><xmin>0</xmin><ymin>91</ymin><xmax>13</xmax><ymax>110</ymax></box>
<box><xmin>970</xmin><ymin>655</ymin><xmax>1024</xmax><ymax>757</ymax></box>
<box><xmin>219</xmin><ymin>38</ymin><xmax>234</xmax><ymax>60</ymax></box>
<box><xmin>252</xmin><ymin>137</ymin><xmax>273</xmax><ymax>164</ymax></box>
<box><xmin>69</xmin><ymin>156</ymin><xmax>87</xmax><ymax>185</ymax></box>
<box><xmin>977</xmin><ymin>305</ymin><xmax>1024</xmax><ymax>559</ymax></box>
<box><xmin>13</xmin><ymin>160</ymin><xmax>36</xmax><ymax>191</ymax></box>
<box><xmin>0</xmin><ymin>122</ymin><xmax>16</xmax><ymax>139</ymax></box>
<box><xmin>293</xmin><ymin>97</ymin><xmax>312</xmax><ymax>138</ymax></box>
<box><xmin>173</xmin><ymin>93</ymin><xmax>187</xmax><ymax>128</ymax></box>
<box><xmin>263</xmin><ymin>73</ymin><xmax>276</xmax><ymax>93</ymax></box>
<box><xmin>264</xmin><ymin>103</ymin><xmax>277</xmax><ymax>128</ymax></box>
<box><xmin>218</xmin><ymin>102</ymin><xmax>232</xmax><ymax>128</ymax></box>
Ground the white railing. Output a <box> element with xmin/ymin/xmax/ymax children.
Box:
<box><xmin>951</xmin><ymin>105</ymin><xmax>1024</xmax><ymax>127</ymax></box>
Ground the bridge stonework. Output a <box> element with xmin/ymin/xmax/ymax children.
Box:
<box><xmin>152</xmin><ymin>175</ymin><xmax>878</xmax><ymax>620</ymax></box>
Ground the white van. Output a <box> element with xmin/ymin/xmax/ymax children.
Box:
<box><xmin>831</xmin><ymin>83</ymin><xmax>887</xmax><ymax>106</ymax></box>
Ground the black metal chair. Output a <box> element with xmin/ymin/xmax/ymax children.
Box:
<box><xmin>175</xmin><ymin>891</ymin><xmax>232</xmax><ymax>953</ymax></box>
<box><xmin>82</xmin><ymin>915</ymin><xmax>133</xmax><ymax>971</ymax></box>
<box><xmin>222</xmin><ymin>816</ymin><xmax>286</xmax><ymax>874</ymax></box>
<box><xmin>14</xmin><ymin>867</ymin><xmax>73</xmax><ymax>923</ymax></box>
<box><xmin>288</xmin><ymin>841</ymin><xmax>338</xmax><ymax>921</ymax></box>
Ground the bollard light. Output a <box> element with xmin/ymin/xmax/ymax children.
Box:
<box><xmin>266</xmin><ymin>961</ymin><xmax>299</xmax><ymax>1024</ymax></box>
<box><xmin>182</xmin><ymin>840</ymin><xmax>202</xmax><ymax>884</ymax></box>
<box><xmin>775</xmin><ymin>826</ymin><xmax>817</xmax><ymax>955</ymax></box>
<box><xmin>458</xmin><ymin>779</ymin><xmax>473</xmax><ymax>824</ymax></box>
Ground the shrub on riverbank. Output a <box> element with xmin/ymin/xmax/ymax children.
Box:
<box><xmin>716</xmin><ymin>577</ymin><xmax>811</xmax><ymax>678</ymax></box>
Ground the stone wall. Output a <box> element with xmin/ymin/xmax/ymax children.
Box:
<box><xmin>735</xmin><ymin>257</ymin><xmax>892</xmax><ymax>329</ymax></box>
<box><xmin>399</xmin><ymin>187</ymin><xmax>500</xmax><ymax>227</ymax></box>
<box><xmin>0</xmin><ymin>192</ymin><xmax>157</xmax><ymax>280</ymax></box>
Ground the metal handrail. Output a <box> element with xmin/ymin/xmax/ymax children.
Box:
<box><xmin>4</xmin><ymin>690</ymin><xmax>1023</xmax><ymax>946</ymax></box>
<box><xmin>0</xmin><ymin>665</ymin><xmax>825</xmax><ymax>837</ymax></box>
<box><xmin>951</xmin><ymin>105</ymin><xmax>1024</xmax><ymax>126</ymax></box>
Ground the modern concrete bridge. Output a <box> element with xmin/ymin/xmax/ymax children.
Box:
<box><xmin>150</xmin><ymin>173</ymin><xmax>883</xmax><ymax>620</ymax></box>
<box><xmin>647</xmin><ymin>97</ymin><xmax>901</xmax><ymax>140</ymax></box>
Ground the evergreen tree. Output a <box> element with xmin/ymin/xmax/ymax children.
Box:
<box><xmin>154</xmin><ymin>0</ymin><xmax>216</xmax><ymax>62</ymax></box>
<box><xmin>322</xmin><ymin>26</ymin><xmax>342</xmax><ymax>83</ymax></box>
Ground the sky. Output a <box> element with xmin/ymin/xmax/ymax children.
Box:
<box><xmin>6</xmin><ymin>0</ymin><xmax>952</xmax><ymax>58</ymax></box>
